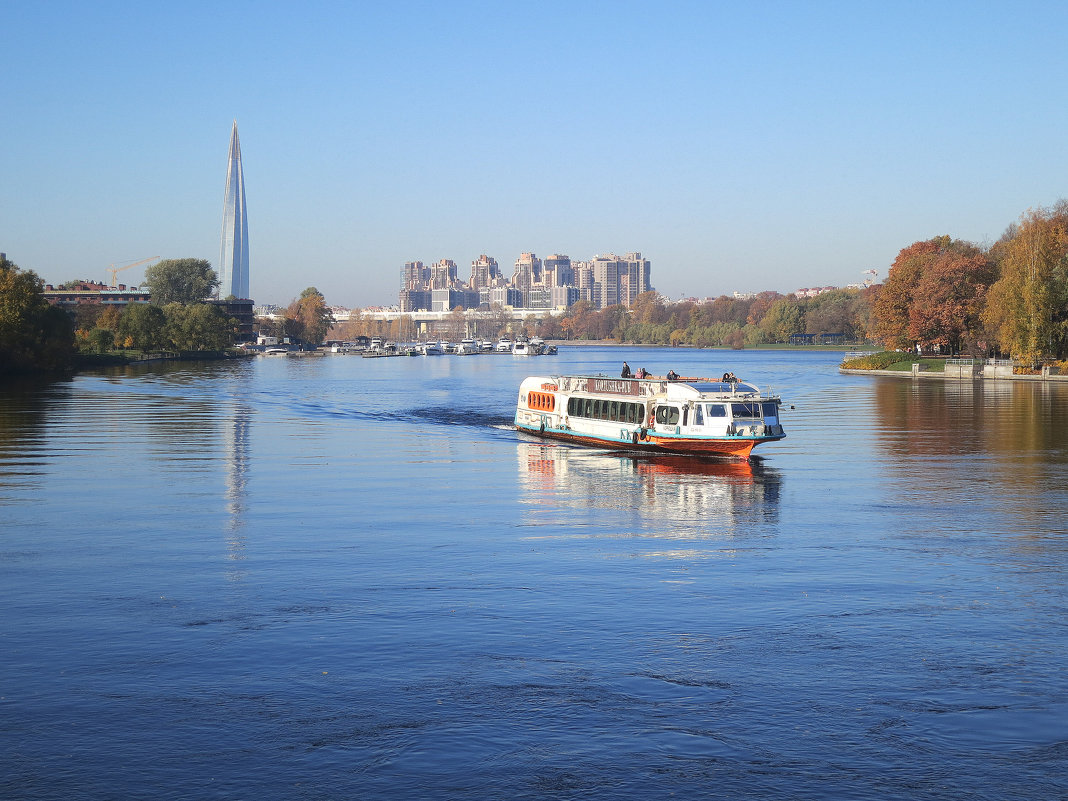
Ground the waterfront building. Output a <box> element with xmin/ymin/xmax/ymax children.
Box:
<box><xmin>486</xmin><ymin>286</ymin><xmax>523</xmax><ymax>309</ymax></box>
<box><xmin>219</xmin><ymin>121</ymin><xmax>250</xmax><ymax>300</ymax></box>
<box><xmin>431</xmin><ymin>288</ymin><xmax>480</xmax><ymax>312</ymax></box>
<box><xmin>525</xmin><ymin>287</ymin><xmax>553</xmax><ymax>309</ymax></box>
<box><xmin>43</xmin><ymin>280</ymin><xmax>151</xmax><ymax>310</ymax></box>
<box><xmin>551</xmin><ymin>285</ymin><xmax>582</xmax><ymax>309</ymax></box>
<box><xmin>400</xmin><ymin>289</ymin><xmax>432</xmax><ymax>313</ymax></box>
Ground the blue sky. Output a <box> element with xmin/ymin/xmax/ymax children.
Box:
<box><xmin>4</xmin><ymin>1</ymin><xmax>1068</xmax><ymax>307</ymax></box>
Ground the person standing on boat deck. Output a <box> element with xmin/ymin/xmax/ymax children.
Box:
<box><xmin>621</xmin><ymin>362</ymin><xmax>632</xmax><ymax>378</ymax></box>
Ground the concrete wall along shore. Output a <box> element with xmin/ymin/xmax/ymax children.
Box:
<box><xmin>841</xmin><ymin>357</ymin><xmax>1067</xmax><ymax>381</ymax></box>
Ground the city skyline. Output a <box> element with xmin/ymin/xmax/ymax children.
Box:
<box><xmin>5</xmin><ymin>4</ymin><xmax>1068</xmax><ymax>307</ymax></box>
<box><xmin>399</xmin><ymin>251</ymin><xmax>653</xmax><ymax>313</ymax></box>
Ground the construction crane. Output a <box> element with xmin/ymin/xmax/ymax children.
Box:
<box><xmin>107</xmin><ymin>256</ymin><xmax>160</xmax><ymax>288</ymax></box>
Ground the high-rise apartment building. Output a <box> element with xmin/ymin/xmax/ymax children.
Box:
<box><xmin>512</xmin><ymin>252</ymin><xmax>542</xmax><ymax>293</ymax></box>
<box><xmin>543</xmin><ymin>254</ymin><xmax>573</xmax><ymax>287</ymax></box>
<box><xmin>402</xmin><ymin>261</ymin><xmax>429</xmax><ymax>291</ymax></box>
<box><xmin>620</xmin><ymin>252</ymin><xmax>652</xmax><ymax>306</ymax></box>
<box><xmin>430</xmin><ymin>259</ymin><xmax>458</xmax><ymax>289</ymax></box>
<box><xmin>219</xmin><ymin>121</ymin><xmax>250</xmax><ymax>300</ymax></box>
<box><xmin>469</xmin><ymin>254</ymin><xmax>501</xmax><ymax>290</ymax></box>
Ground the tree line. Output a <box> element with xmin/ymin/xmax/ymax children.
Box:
<box><xmin>0</xmin><ymin>257</ymin><xmax>240</xmax><ymax>375</ymax></box>
<box><xmin>336</xmin><ymin>201</ymin><xmax>1068</xmax><ymax>366</ymax></box>
<box><xmin>6</xmin><ymin>200</ymin><xmax>1067</xmax><ymax>375</ymax></box>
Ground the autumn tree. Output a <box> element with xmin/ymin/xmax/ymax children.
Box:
<box><xmin>908</xmin><ymin>248</ymin><xmax>995</xmax><ymax>355</ymax></box>
<box><xmin>983</xmin><ymin>205</ymin><xmax>1068</xmax><ymax>363</ymax></box>
<box><xmin>871</xmin><ymin>238</ymin><xmax>945</xmax><ymax>349</ymax></box>
<box><xmin>286</xmin><ymin>287</ymin><xmax>333</xmax><ymax>345</ymax></box>
<box><xmin>144</xmin><ymin>258</ymin><xmax>219</xmax><ymax>305</ymax></box>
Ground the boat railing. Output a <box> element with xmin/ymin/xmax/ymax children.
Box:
<box><xmin>550</xmin><ymin>374</ymin><xmax>779</xmax><ymax>401</ymax></box>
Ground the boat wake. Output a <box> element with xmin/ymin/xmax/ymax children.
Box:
<box><xmin>404</xmin><ymin>406</ymin><xmax>513</xmax><ymax>430</ymax></box>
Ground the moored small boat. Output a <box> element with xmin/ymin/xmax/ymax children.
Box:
<box><xmin>514</xmin><ymin>373</ymin><xmax>785</xmax><ymax>459</ymax></box>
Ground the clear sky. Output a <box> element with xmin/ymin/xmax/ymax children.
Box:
<box><xmin>4</xmin><ymin>1</ymin><xmax>1068</xmax><ymax>307</ymax></box>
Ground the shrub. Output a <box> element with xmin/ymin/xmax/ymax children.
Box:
<box><xmin>841</xmin><ymin>351</ymin><xmax>911</xmax><ymax>370</ymax></box>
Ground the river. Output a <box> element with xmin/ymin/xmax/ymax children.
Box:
<box><xmin>2</xmin><ymin>346</ymin><xmax>1066</xmax><ymax>800</ymax></box>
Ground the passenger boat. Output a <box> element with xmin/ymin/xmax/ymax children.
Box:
<box><xmin>514</xmin><ymin>374</ymin><xmax>785</xmax><ymax>459</ymax></box>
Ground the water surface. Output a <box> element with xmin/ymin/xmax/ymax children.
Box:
<box><xmin>2</xmin><ymin>347</ymin><xmax>1066</xmax><ymax>799</ymax></box>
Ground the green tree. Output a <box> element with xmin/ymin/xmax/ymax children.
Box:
<box><xmin>164</xmin><ymin>303</ymin><xmax>232</xmax><ymax>351</ymax></box>
<box><xmin>118</xmin><ymin>303</ymin><xmax>167</xmax><ymax>351</ymax></box>
<box><xmin>0</xmin><ymin>255</ymin><xmax>74</xmax><ymax>374</ymax></box>
<box><xmin>804</xmin><ymin>290</ymin><xmax>858</xmax><ymax>338</ymax></box>
<box><xmin>144</xmin><ymin>258</ymin><xmax>219</xmax><ymax>305</ymax></box>
<box><xmin>759</xmin><ymin>298</ymin><xmax>804</xmax><ymax>342</ymax></box>
<box><xmin>86</xmin><ymin>327</ymin><xmax>115</xmax><ymax>354</ymax></box>
<box><xmin>286</xmin><ymin>287</ymin><xmax>333</xmax><ymax>345</ymax></box>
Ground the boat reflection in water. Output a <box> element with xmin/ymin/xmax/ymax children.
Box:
<box><xmin>516</xmin><ymin>442</ymin><xmax>781</xmax><ymax>546</ymax></box>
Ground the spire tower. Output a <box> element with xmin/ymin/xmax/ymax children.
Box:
<box><xmin>219</xmin><ymin>120</ymin><xmax>250</xmax><ymax>299</ymax></box>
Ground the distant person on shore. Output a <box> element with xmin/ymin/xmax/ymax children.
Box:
<box><xmin>621</xmin><ymin>362</ymin><xmax>632</xmax><ymax>378</ymax></box>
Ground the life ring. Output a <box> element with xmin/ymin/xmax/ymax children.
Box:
<box><xmin>647</xmin><ymin>411</ymin><xmax>655</xmax><ymax>427</ymax></box>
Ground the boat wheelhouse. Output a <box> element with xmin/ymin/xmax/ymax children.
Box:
<box><xmin>515</xmin><ymin>374</ymin><xmax>785</xmax><ymax>459</ymax></box>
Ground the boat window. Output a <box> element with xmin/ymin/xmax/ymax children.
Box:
<box><xmin>731</xmin><ymin>403</ymin><xmax>762</xmax><ymax>419</ymax></box>
<box><xmin>706</xmin><ymin>404</ymin><xmax>727</xmax><ymax>417</ymax></box>
<box><xmin>762</xmin><ymin>402</ymin><xmax>778</xmax><ymax>422</ymax></box>
<box><xmin>694</xmin><ymin>404</ymin><xmax>704</xmax><ymax>426</ymax></box>
<box><xmin>655</xmin><ymin>405</ymin><xmax>680</xmax><ymax>425</ymax></box>
<box><xmin>584</xmin><ymin>399</ymin><xmax>593</xmax><ymax>417</ymax></box>
<box><xmin>609</xmin><ymin>401</ymin><xmax>618</xmax><ymax>421</ymax></box>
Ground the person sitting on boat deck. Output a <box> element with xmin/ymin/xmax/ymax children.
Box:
<box><xmin>722</xmin><ymin>371</ymin><xmax>738</xmax><ymax>383</ymax></box>
<box><xmin>667</xmin><ymin>369</ymin><xmax>679</xmax><ymax>381</ymax></box>
<box><xmin>621</xmin><ymin>362</ymin><xmax>632</xmax><ymax>378</ymax></box>
<box><xmin>635</xmin><ymin>367</ymin><xmax>647</xmax><ymax>379</ymax></box>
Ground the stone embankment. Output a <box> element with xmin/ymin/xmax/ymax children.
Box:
<box><xmin>840</xmin><ymin>360</ymin><xmax>1068</xmax><ymax>382</ymax></box>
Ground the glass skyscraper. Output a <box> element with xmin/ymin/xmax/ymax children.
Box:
<box><xmin>219</xmin><ymin>121</ymin><xmax>249</xmax><ymax>300</ymax></box>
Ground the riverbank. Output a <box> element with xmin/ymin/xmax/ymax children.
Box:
<box><xmin>73</xmin><ymin>349</ymin><xmax>253</xmax><ymax>370</ymax></box>
<box><xmin>839</xmin><ymin>367</ymin><xmax>1068</xmax><ymax>382</ymax></box>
